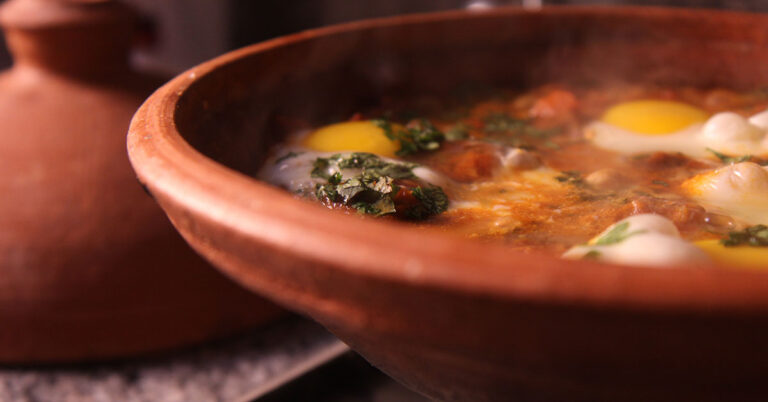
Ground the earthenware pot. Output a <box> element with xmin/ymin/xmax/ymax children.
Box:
<box><xmin>128</xmin><ymin>6</ymin><xmax>768</xmax><ymax>401</ymax></box>
<box><xmin>0</xmin><ymin>0</ymin><xmax>279</xmax><ymax>363</ymax></box>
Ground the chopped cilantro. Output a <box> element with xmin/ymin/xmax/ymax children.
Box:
<box><xmin>364</xmin><ymin>173</ymin><xmax>394</xmax><ymax>194</ymax></box>
<box><xmin>584</xmin><ymin>250</ymin><xmax>602</xmax><ymax>259</ymax></box>
<box><xmin>721</xmin><ymin>225</ymin><xmax>768</xmax><ymax>247</ymax></box>
<box><xmin>555</xmin><ymin>170</ymin><xmax>584</xmax><ymax>186</ymax></box>
<box><xmin>482</xmin><ymin>113</ymin><xmax>559</xmax><ymax>147</ymax></box>
<box><xmin>707</xmin><ymin>148</ymin><xmax>752</xmax><ymax>164</ymax></box>
<box><xmin>407</xmin><ymin>186</ymin><xmax>449</xmax><ymax>220</ymax></box>
<box><xmin>444</xmin><ymin>123</ymin><xmax>469</xmax><ymax>141</ymax></box>
<box><xmin>483</xmin><ymin>114</ymin><xmax>529</xmax><ymax>134</ymax></box>
<box><xmin>310</xmin><ymin>153</ymin><xmax>448</xmax><ymax>220</ymax></box>
<box><xmin>373</xmin><ymin>118</ymin><xmax>445</xmax><ymax>156</ymax></box>
<box><xmin>311</xmin><ymin>157</ymin><xmax>333</xmax><ymax>180</ymax></box>
<box><xmin>336</xmin><ymin>177</ymin><xmax>370</xmax><ymax>202</ymax></box>
<box><xmin>315</xmin><ymin>183</ymin><xmax>339</xmax><ymax>201</ymax></box>
<box><xmin>352</xmin><ymin>196</ymin><xmax>396</xmax><ymax>216</ymax></box>
<box><xmin>275</xmin><ymin>151</ymin><xmax>302</xmax><ymax>164</ymax></box>
<box><xmin>593</xmin><ymin>222</ymin><xmax>646</xmax><ymax>246</ymax></box>
<box><xmin>651</xmin><ymin>180</ymin><xmax>670</xmax><ymax>187</ymax></box>
<box><xmin>329</xmin><ymin>172</ymin><xmax>342</xmax><ymax>185</ymax></box>
<box><xmin>336</xmin><ymin>152</ymin><xmax>375</xmax><ymax>169</ymax></box>
<box><xmin>480</xmin><ymin>113</ymin><xmax>560</xmax><ymax>148</ymax></box>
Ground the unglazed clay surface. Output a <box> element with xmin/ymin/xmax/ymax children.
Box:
<box><xmin>0</xmin><ymin>0</ymin><xmax>279</xmax><ymax>363</ymax></box>
<box><xmin>128</xmin><ymin>7</ymin><xmax>768</xmax><ymax>401</ymax></box>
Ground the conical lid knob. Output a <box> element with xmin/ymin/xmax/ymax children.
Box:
<box><xmin>0</xmin><ymin>0</ymin><xmax>136</xmax><ymax>79</ymax></box>
<box><xmin>0</xmin><ymin>0</ymin><xmax>132</xmax><ymax>29</ymax></box>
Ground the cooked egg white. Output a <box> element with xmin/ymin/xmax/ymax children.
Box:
<box><xmin>260</xmin><ymin>119</ymin><xmax>448</xmax><ymax>194</ymax></box>
<box><xmin>258</xmin><ymin>151</ymin><xmax>325</xmax><ymax>195</ymax></box>
<box><xmin>588</xmin><ymin>100</ymin><xmax>768</xmax><ymax>158</ymax></box>
<box><xmin>700</xmin><ymin>112</ymin><xmax>768</xmax><ymax>156</ymax></box>
<box><xmin>259</xmin><ymin>149</ymin><xmax>447</xmax><ymax>195</ymax></box>
<box><xmin>681</xmin><ymin>162</ymin><xmax>768</xmax><ymax>225</ymax></box>
<box><xmin>562</xmin><ymin>214</ymin><xmax>711</xmax><ymax>267</ymax></box>
<box><xmin>750</xmin><ymin>109</ymin><xmax>768</xmax><ymax>129</ymax></box>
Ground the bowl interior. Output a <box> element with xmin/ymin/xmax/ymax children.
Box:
<box><xmin>173</xmin><ymin>7</ymin><xmax>768</xmax><ymax>177</ymax></box>
<box><xmin>131</xmin><ymin>8</ymin><xmax>768</xmax><ymax>401</ymax></box>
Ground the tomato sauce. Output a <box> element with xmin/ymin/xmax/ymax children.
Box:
<box><xmin>392</xmin><ymin>84</ymin><xmax>768</xmax><ymax>253</ymax></box>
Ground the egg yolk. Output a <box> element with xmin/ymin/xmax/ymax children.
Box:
<box><xmin>695</xmin><ymin>240</ymin><xmax>768</xmax><ymax>269</ymax></box>
<box><xmin>302</xmin><ymin>121</ymin><xmax>400</xmax><ymax>157</ymax></box>
<box><xmin>601</xmin><ymin>100</ymin><xmax>708</xmax><ymax>135</ymax></box>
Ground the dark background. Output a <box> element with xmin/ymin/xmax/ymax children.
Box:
<box><xmin>0</xmin><ymin>0</ymin><xmax>766</xmax><ymax>74</ymax></box>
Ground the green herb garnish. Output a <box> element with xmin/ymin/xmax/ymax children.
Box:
<box><xmin>484</xmin><ymin>113</ymin><xmax>560</xmax><ymax>138</ymax></box>
<box><xmin>444</xmin><ymin>123</ymin><xmax>469</xmax><ymax>141</ymax></box>
<box><xmin>338</xmin><ymin>152</ymin><xmax>416</xmax><ymax>180</ymax></box>
<box><xmin>408</xmin><ymin>186</ymin><xmax>449</xmax><ymax>220</ymax></box>
<box><xmin>483</xmin><ymin>114</ymin><xmax>528</xmax><ymax>134</ymax></box>
<box><xmin>593</xmin><ymin>222</ymin><xmax>646</xmax><ymax>246</ymax></box>
<box><xmin>311</xmin><ymin>155</ymin><xmax>335</xmax><ymax>180</ymax></box>
<box><xmin>275</xmin><ymin>151</ymin><xmax>302</xmax><ymax>164</ymax></box>
<box><xmin>651</xmin><ymin>180</ymin><xmax>670</xmax><ymax>187</ymax></box>
<box><xmin>374</xmin><ymin>118</ymin><xmax>445</xmax><ymax>156</ymax></box>
<box><xmin>707</xmin><ymin>148</ymin><xmax>752</xmax><ymax>164</ymax></box>
<box><xmin>721</xmin><ymin>225</ymin><xmax>768</xmax><ymax>247</ymax></box>
<box><xmin>555</xmin><ymin>170</ymin><xmax>584</xmax><ymax>187</ymax></box>
<box><xmin>584</xmin><ymin>250</ymin><xmax>602</xmax><ymax>259</ymax></box>
<box><xmin>310</xmin><ymin>153</ymin><xmax>447</xmax><ymax>219</ymax></box>
<box><xmin>482</xmin><ymin>113</ymin><xmax>559</xmax><ymax>147</ymax></box>
<box><xmin>328</xmin><ymin>171</ymin><xmax>343</xmax><ymax>184</ymax></box>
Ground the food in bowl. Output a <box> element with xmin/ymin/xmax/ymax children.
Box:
<box><xmin>259</xmin><ymin>84</ymin><xmax>768</xmax><ymax>269</ymax></box>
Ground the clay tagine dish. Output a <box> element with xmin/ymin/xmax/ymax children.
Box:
<box><xmin>0</xmin><ymin>0</ymin><xmax>279</xmax><ymax>363</ymax></box>
<box><xmin>128</xmin><ymin>6</ymin><xmax>768</xmax><ymax>402</ymax></box>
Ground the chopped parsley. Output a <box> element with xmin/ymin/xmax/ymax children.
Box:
<box><xmin>408</xmin><ymin>186</ymin><xmax>450</xmax><ymax>220</ymax></box>
<box><xmin>593</xmin><ymin>222</ymin><xmax>646</xmax><ymax>246</ymax></box>
<box><xmin>311</xmin><ymin>153</ymin><xmax>448</xmax><ymax>219</ymax></box>
<box><xmin>338</xmin><ymin>152</ymin><xmax>416</xmax><ymax>179</ymax></box>
<box><xmin>584</xmin><ymin>250</ymin><xmax>602</xmax><ymax>259</ymax></box>
<box><xmin>275</xmin><ymin>151</ymin><xmax>302</xmax><ymax>164</ymax></box>
<box><xmin>484</xmin><ymin>114</ymin><xmax>529</xmax><ymax>134</ymax></box>
<box><xmin>482</xmin><ymin>113</ymin><xmax>559</xmax><ymax>147</ymax></box>
<box><xmin>721</xmin><ymin>225</ymin><xmax>768</xmax><ymax>247</ymax></box>
<box><xmin>311</xmin><ymin>156</ymin><xmax>334</xmax><ymax>180</ymax></box>
<box><xmin>444</xmin><ymin>123</ymin><xmax>470</xmax><ymax>141</ymax></box>
<box><xmin>707</xmin><ymin>148</ymin><xmax>752</xmax><ymax>164</ymax></box>
<box><xmin>555</xmin><ymin>170</ymin><xmax>584</xmax><ymax>186</ymax></box>
<box><xmin>373</xmin><ymin>119</ymin><xmax>445</xmax><ymax>156</ymax></box>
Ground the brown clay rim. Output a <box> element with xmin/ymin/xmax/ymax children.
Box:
<box><xmin>128</xmin><ymin>6</ymin><xmax>768</xmax><ymax>315</ymax></box>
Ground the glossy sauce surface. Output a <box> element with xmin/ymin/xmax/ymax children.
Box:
<box><xmin>266</xmin><ymin>84</ymin><xmax>768</xmax><ymax>256</ymax></box>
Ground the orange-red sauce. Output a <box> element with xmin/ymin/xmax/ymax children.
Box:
<box><xmin>391</xmin><ymin>84</ymin><xmax>768</xmax><ymax>254</ymax></box>
<box><xmin>277</xmin><ymin>84</ymin><xmax>768</xmax><ymax>255</ymax></box>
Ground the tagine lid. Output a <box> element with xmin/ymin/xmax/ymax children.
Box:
<box><xmin>0</xmin><ymin>0</ymin><xmax>133</xmax><ymax>29</ymax></box>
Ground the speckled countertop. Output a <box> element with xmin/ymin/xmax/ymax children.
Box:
<box><xmin>0</xmin><ymin>317</ymin><xmax>342</xmax><ymax>402</ymax></box>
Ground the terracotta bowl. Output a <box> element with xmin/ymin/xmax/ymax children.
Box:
<box><xmin>128</xmin><ymin>7</ymin><xmax>768</xmax><ymax>401</ymax></box>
